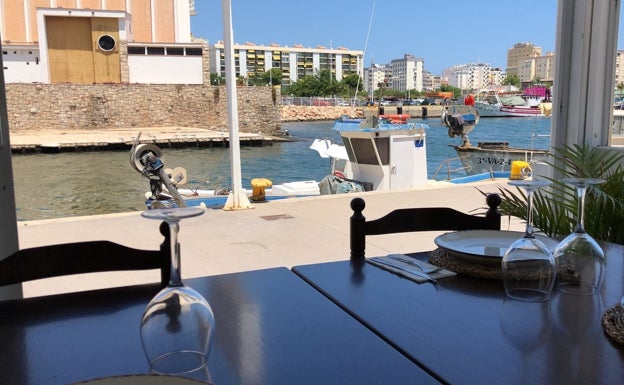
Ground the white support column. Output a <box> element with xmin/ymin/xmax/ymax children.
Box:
<box><xmin>173</xmin><ymin>0</ymin><xmax>192</xmax><ymax>43</ymax></box>
<box><xmin>551</xmin><ymin>0</ymin><xmax>620</xmax><ymax>149</ymax></box>
<box><xmin>0</xmin><ymin>41</ymin><xmax>21</xmax><ymax>300</ymax></box>
<box><xmin>0</xmin><ymin>1</ymin><xmax>4</xmax><ymax>41</ymax></box>
<box><xmin>150</xmin><ymin>0</ymin><xmax>156</xmax><ymax>42</ymax></box>
<box><xmin>221</xmin><ymin>0</ymin><xmax>251</xmax><ymax>210</ymax></box>
<box><xmin>24</xmin><ymin>0</ymin><xmax>31</xmax><ymax>42</ymax></box>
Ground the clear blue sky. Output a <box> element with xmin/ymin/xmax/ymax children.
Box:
<box><xmin>190</xmin><ymin>0</ymin><xmax>569</xmax><ymax>75</ymax></box>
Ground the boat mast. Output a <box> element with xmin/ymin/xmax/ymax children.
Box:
<box><xmin>360</xmin><ymin>2</ymin><xmax>375</xmax><ymax>106</ymax></box>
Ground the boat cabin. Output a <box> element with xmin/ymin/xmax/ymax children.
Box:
<box><xmin>335</xmin><ymin>122</ymin><xmax>429</xmax><ymax>191</ymax></box>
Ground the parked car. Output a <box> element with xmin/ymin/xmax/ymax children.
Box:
<box><xmin>311</xmin><ymin>98</ymin><xmax>331</xmax><ymax>106</ymax></box>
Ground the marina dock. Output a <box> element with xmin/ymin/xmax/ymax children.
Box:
<box><xmin>9</xmin><ymin>126</ymin><xmax>288</xmax><ymax>153</ymax></box>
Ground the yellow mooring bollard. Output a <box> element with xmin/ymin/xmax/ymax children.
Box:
<box><xmin>250</xmin><ymin>178</ymin><xmax>272</xmax><ymax>202</ymax></box>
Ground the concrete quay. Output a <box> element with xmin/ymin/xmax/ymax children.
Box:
<box><xmin>17</xmin><ymin>180</ymin><xmax>524</xmax><ymax>299</ymax></box>
<box><xmin>9</xmin><ymin>126</ymin><xmax>286</xmax><ymax>153</ymax></box>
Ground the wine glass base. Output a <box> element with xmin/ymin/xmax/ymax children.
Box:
<box><xmin>557</xmin><ymin>282</ymin><xmax>600</xmax><ymax>296</ymax></box>
<box><xmin>149</xmin><ymin>350</ymin><xmax>208</xmax><ymax>375</ymax></box>
<box><xmin>505</xmin><ymin>288</ymin><xmax>552</xmax><ymax>302</ymax></box>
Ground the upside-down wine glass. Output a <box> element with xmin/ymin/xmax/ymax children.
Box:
<box><xmin>140</xmin><ymin>207</ymin><xmax>215</xmax><ymax>376</ymax></box>
<box><xmin>502</xmin><ymin>180</ymin><xmax>556</xmax><ymax>302</ymax></box>
<box><xmin>553</xmin><ymin>178</ymin><xmax>606</xmax><ymax>295</ymax></box>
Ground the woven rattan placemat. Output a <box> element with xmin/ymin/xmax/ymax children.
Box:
<box><xmin>429</xmin><ymin>248</ymin><xmax>502</xmax><ymax>280</ymax></box>
<box><xmin>602</xmin><ymin>305</ymin><xmax>624</xmax><ymax>345</ymax></box>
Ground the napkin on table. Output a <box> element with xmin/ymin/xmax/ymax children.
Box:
<box><xmin>367</xmin><ymin>255</ymin><xmax>456</xmax><ymax>283</ymax></box>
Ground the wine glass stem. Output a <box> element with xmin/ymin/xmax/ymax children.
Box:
<box><xmin>525</xmin><ymin>187</ymin><xmax>535</xmax><ymax>237</ymax></box>
<box><xmin>576</xmin><ymin>184</ymin><xmax>587</xmax><ymax>233</ymax></box>
<box><xmin>167</xmin><ymin>219</ymin><xmax>183</xmax><ymax>286</ymax></box>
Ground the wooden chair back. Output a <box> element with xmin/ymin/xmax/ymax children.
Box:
<box><xmin>0</xmin><ymin>222</ymin><xmax>171</xmax><ymax>288</ymax></box>
<box><xmin>350</xmin><ymin>194</ymin><xmax>501</xmax><ymax>259</ymax></box>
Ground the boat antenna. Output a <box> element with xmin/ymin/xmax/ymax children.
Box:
<box><xmin>353</xmin><ymin>1</ymin><xmax>375</xmax><ymax>104</ymax></box>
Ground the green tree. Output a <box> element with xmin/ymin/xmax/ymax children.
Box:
<box><xmin>210</xmin><ymin>72</ymin><xmax>225</xmax><ymax>86</ymax></box>
<box><xmin>440</xmin><ymin>84</ymin><xmax>461</xmax><ymax>98</ymax></box>
<box><xmin>502</xmin><ymin>74</ymin><xmax>521</xmax><ymax>88</ymax></box>
<box><xmin>284</xmin><ymin>70</ymin><xmax>364</xmax><ymax>98</ymax></box>
<box><xmin>341</xmin><ymin>73</ymin><xmax>364</xmax><ymax>95</ymax></box>
<box><xmin>285</xmin><ymin>75</ymin><xmax>322</xmax><ymax>96</ymax></box>
<box><xmin>255</xmin><ymin>68</ymin><xmax>282</xmax><ymax>86</ymax></box>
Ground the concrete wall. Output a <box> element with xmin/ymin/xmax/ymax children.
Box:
<box><xmin>4</xmin><ymin>41</ymin><xmax>209</xmax><ymax>85</ymax></box>
<box><xmin>127</xmin><ymin>54</ymin><xmax>203</xmax><ymax>84</ymax></box>
<box><xmin>2</xmin><ymin>47</ymin><xmax>46</xmax><ymax>83</ymax></box>
<box><xmin>5</xmin><ymin>84</ymin><xmax>282</xmax><ymax>134</ymax></box>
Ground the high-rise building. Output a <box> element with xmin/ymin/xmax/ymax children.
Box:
<box><xmin>389</xmin><ymin>54</ymin><xmax>424</xmax><ymax>92</ymax></box>
<box><xmin>446</xmin><ymin>63</ymin><xmax>493</xmax><ymax>91</ymax></box>
<box><xmin>517</xmin><ymin>51</ymin><xmax>555</xmax><ymax>84</ymax></box>
<box><xmin>209</xmin><ymin>42</ymin><xmax>363</xmax><ymax>86</ymax></box>
<box><xmin>507</xmin><ymin>42</ymin><xmax>542</xmax><ymax>76</ymax></box>
<box><xmin>614</xmin><ymin>50</ymin><xmax>624</xmax><ymax>86</ymax></box>
<box><xmin>363</xmin><ymin>63</ymin><xmax>389</xmax><ymax>94</ymax></box>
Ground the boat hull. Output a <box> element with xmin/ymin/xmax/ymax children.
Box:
<box><xmin>454</xmin><ymin>144</ymin><xmax>549</xmax><ymax>175</ymax></box>
<box><xmin>474</xmin><ymin>102</ymin><xmax>546</xmax><ymax>117</ymax></box>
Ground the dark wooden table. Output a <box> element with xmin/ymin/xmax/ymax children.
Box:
<box><xmin>0</xmin><ymin>267</ymin><xmax>440</xmax><ymax>385</ymax></box>
<box><xmin>293</xmin><ymin>242</ymin><xmax>624</xmax><ymax>385</ymax></box>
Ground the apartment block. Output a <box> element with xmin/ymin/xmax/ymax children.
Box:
<box><xmin>208</xmin><ymin>41</ymin><xmax>363</xmax><ymax>86</ymax></box>
<box><xmin>389</xmin><ymin>54</ymin><xmax>423</xmax><ymax>92</ymax></box>
<box><xmin>614</xmin><ymin>50</ymin><xmax>624</xmax><ymax>86</ymax></box>
<box><xmin>447</xmin><ymin>63</ymin><xmax>493</xmax><ymax>91</ymax></box>
<box><xmin>507</xmin><ymin>42</ymin><xmax>542</xmax><ymax>76</ymax></box>
<box><xmin>517</xmin><ymin>51</ymin><xmax>555</xmax><ymax>84</ymax></box>
<box><xmin>363</xmin><ymin>63</ymin><xmax>390</xmax><ymax>93</ymax></box>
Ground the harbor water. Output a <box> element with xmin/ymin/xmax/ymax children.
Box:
<box><xmin>11</xmin><ymin>117</ymin><xmax>551</xmax><ymax>221</ymax></box>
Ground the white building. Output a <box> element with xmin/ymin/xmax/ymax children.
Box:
<box><xmin>615</xmin><ymin>50</ymin><xmax>624</xmax><ymax>86</ymax></box>
<box><xmin>363</xmin><ymin>63</ymin><xmax>390</xmax><ymax>94</ymax></box>
<box><xmin>421</xmin><ymin>71</ymin><xmax>441</xmax><ymax>91</ymax></box>
<box><xmin>488</xmin><ymin>67</ymin><xmax>507</xmax><ymax>87</ymax></box>
<box><xmin>389</xmin><ymin>54</ymin><xmax>423</xmax><ymax>92</ymax></box>
<box><xmin>208</xmin><ymin>41</ymin><xmax>363</xmax><ymax>86</ymax></box>
<box><xmin>446</xmin><ymin>63</ymin><xmax>493</xmax><ymax>91</ymax></box>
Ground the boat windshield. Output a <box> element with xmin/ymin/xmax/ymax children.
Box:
<box><xmin>499</xmin><ymin>95</ymin><xmax>527</xmax><ymax>106</ymax></box>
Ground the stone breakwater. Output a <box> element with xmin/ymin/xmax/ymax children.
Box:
<box><xmin>280</xmin><ymin>105</ymin><xmax>443</xmax><ymax>122</ymax></box>
<box><xmin>280</xmin><ymin>106</ymin><xmax>364</xmax><ymax>122</ymax></box>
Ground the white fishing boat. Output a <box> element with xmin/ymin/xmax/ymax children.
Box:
<box><xmin>474</xmin><ymin>91</ymin><xmax>552</xmax><ymax>118</ymax></box>
<box><xmin>439</xmin><ymin>105</ymin><xmax>549</xmax><ymax>176</ymax></box>
<box><xmin>131</xmin><ymin>116</ymin><xmax>430</xmax><ymax>208</ymax></box>
<box><xmin>330</xmin><ymin>115</ymin><xmax>429</xmax><ymax>192</ymax></box>
<box><xmin>129</xmin><ymin>135</ymin><xmax>346</xmax><ymax>209</ymax></box>
<box><xmin>453</xmin><ymin>141</ymin><xmax>549</xmax><ymax>175</ymax></box>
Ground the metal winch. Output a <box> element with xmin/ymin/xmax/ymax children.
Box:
<box><xmin>129</xmin><ymin>133</ymin><xmax>188</xmax><ymax>208</ymax></box>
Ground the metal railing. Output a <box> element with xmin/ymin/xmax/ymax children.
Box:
<box><xmin>281</xmin><ymin>96</ymin><xmax>363</xmax><ymax>107</ymax></box>
<box><xmin>432</xmin><ymin>155</ymin><xmax>471</xmax><ymax>180</ymax></box>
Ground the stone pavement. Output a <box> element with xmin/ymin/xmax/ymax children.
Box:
<box><xmin>17</xmin><ymin>180</ymin><xmax>524</xmax><ymax>298</ymax></box>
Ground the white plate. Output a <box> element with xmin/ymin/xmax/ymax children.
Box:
<box><xmin>434</xmin><ymin>230</ymin><xmax>559</xmax><ymax>260</ymax></box>
<box><xmin>72</xmin><ymin>374</ymin><xmax>210</xmax><ymax>385</ymax></box>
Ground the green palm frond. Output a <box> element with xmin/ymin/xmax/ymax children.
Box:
<box><xmin>481</xmin><ymin>144</ymin><xmax>624</xmax><ymax>244</ymax></box>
